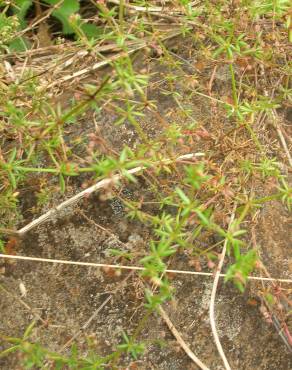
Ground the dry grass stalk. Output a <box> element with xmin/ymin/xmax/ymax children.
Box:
<box><xmin>209</xmin><ymin>204</ymin><xmax>237</xmax><ymax>370</ymax></box>
<box><xmin>0</xmin><ymin>254</ymin><xmax>291</xmax><ymax>284</ymax></box>
<box><xmin>159</xmin><ymin>305</ymin><xmax>210</xmax><ymax>370</ymax></box>
<box><xmin>44</xmin><ymin>29</ymin><xmax>183</xmax><ymax>90</ymax></box>
<box><xmin>271</xmin><ymin>109</ymin><xmax>292</xmax><ymax>167</ymax></box>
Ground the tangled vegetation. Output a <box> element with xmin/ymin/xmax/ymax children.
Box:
<box><xmin>0</xmin><ymin>0</ymin><xmax>291</xmax><ymax>368</ymax></box>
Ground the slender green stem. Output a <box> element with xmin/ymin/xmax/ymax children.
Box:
<box><xmin>14</xmin><ymin>167</ymin><xmax>59</xmax><ymax>174</ymax></box>
<box><xmin>252</xmin><ymin>193</ymin><xmax>281</xmax><ymax>204</ymax></box>
<box><xmin>244</xmin><ymin>116</ymin><xmax>264</xmax><ymax>152</ymax></box>
<box><xmin>235</xmin><ymin>202</ymin><xmax>250</xmax><ymax>225</ymax></box>
<box><xmin>119</xmin><ymin>0</ymin><xmax>124</xmax><ymax>29</ymax></box>
<box><xmin>229</xmin><ymin>63</ymin><xmax>238</xmax><ymax>108</ymax></box>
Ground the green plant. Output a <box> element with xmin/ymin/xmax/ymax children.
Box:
<box><xmin>225</xmin><ymin>249</ymin><xmax>258</xmax><ymax>292</ymax></box>
<box><xmin>117</xmin><ymin>332</ymin><xmax>145</xmax><ymax>360</ymax></box>
<box><xmin>1</xmin><ymin>321</ymin><xmax>143</xmax><ymax>369</ymax></box>
<box><xmin>248</xmin><ymin>0</ymin><xmax>291</xmax><ymax>19</ymax></box>
<box><xmin>0</xmin><ymin>12</ymin><xmax>19</xmax><ymax>49</ymax></box>
<box><xmin>1</xmin><ymin>0</ymin><xmax>291</xmax><ymax>366</ymax></box>
<box><xmin>1</xmin><ymin>323</ymin><xmax>108</xmax><ymax>369</ymax></box>
<box><xmin>6</xmin><ymin>0</ymin><xmax>102</xmax><ymax>51</ymax></box>
<box><xmin>240</xmin><ymin>157</ymin><xmax>281</xmax><ymax>179</ymax></box>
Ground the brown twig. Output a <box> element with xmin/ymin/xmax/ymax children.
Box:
<box><xmin>159</xmin><ymin>305</ymin><xmax>210</xmax><ymax>370</ymax></box>
<box><xmin>271</xmin><ymin>109</ymin><xmax>292</xmax><ymax>167</ymax></box>
<box><xmin>209</xmin><ymin>203</ymin><xmax>237</xmax><ymax>370</ymax></box>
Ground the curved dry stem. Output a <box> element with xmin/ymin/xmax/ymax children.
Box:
<box><xmin>159</xmin><ymin>305</ymin><xmax>210</xmax><ymax>370</ymax></box>
<box><xmin>209</xmin><ymin>204</ymin><xmax>237</xmax><ymax>370</ymax></box>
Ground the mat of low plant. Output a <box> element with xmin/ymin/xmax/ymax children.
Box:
<box><xmin>0</xmin><ymin>0</ymin><xmax>291</xmax><ymax>368</ymax></box>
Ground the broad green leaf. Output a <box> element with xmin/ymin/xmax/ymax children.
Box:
<box><xmin>9</xmin><ymin>36</ymin><xmax>30</xmax><ymax>52</ymax></box>
<box><xmin>12</xmin><ymin>0</ymin><xmax>33</xmax><ymax>27</ymax></box>
<box><xmin>44</xmin><ymin>0</ymin><xmax>80</xmax><ymax>34</ymax></box>
<box><xmin>80</xmin><ymin>23</ymin><xmax>103</xmax><ymax>39</ymax></box>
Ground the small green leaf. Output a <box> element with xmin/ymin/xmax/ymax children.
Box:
<box><xmin>59</xmin><ymin>174</ymin><xmax>66</xmax><ymax>193</ymax></box>
<box><xmin>264</xmin><ymin>293</ymin><xmax>275</xmax><ymax>305</ymax></box>
<box><xmin>0</xmin><ymin>345</ymin><xmax>20</xmax><ymax>358</ymax></box>
<box><xmin>0</xmin><ymin>238</ymin><xmax>4</xmax><ymax>253</ymax></box>
<box><xmin>121</xmin><ymin>169</ymin><xmax>137</xmax><ymax>183</ymax></box>
<box><xmin>175</xmin><ymin>187</ymin><xmax>190</xmax><ymax>205</ymax></box>
<box><xmin>8</xmin><ymin>172</ymin><xmax>17</xmax><ymax>190</ymax></box>
<box><xmin>8</xmin><ymin>147</ymin><xmax>17</xmax><ymax>163</ymax></box>
<box><xmin>225</xmin><ymin>250</ymin><xmax>257</xmax><ymax>291</ymax></box>
<box><xmin>0</xmin><ymin>336</ymin><xmax>22</xmax><ymax>344</ymax></box>
<box><xmin>23</xmin><ymin>320</ymin><xmax>36</xmax><ymax>340</ymax></box>
<box><xmin>195</xmin><ymin>209</ymin><xmax>210</xmax><ymax>227</ymax></box>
